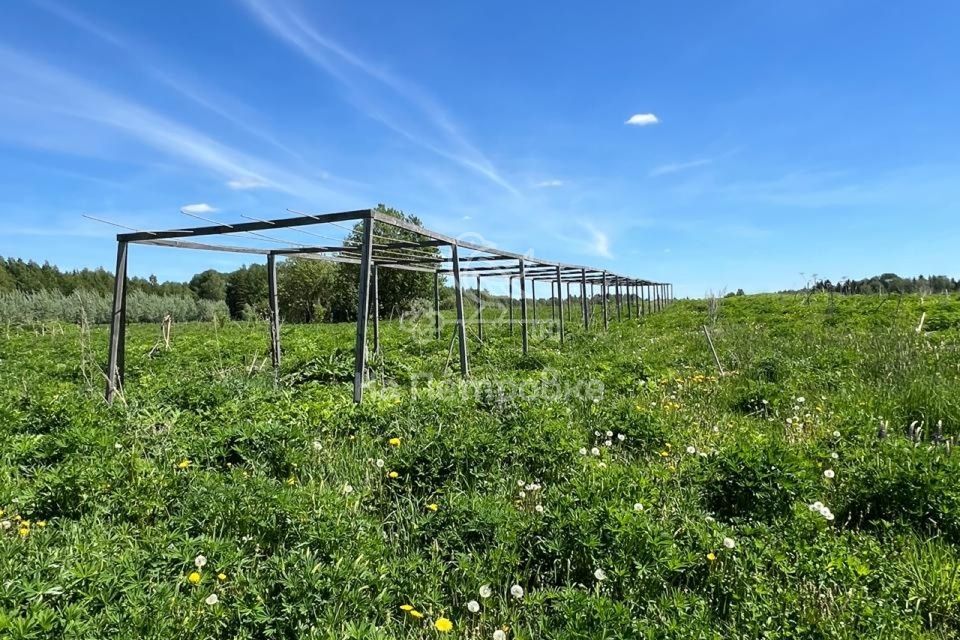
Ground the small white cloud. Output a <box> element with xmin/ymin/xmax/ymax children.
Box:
<box><xmin>180</xmin><ymin>203</ymin><xmax>217</xmax><ymax>214</ymax></box>
<box><xmin>227</xmin><ymin>176</ymin><xmax>269</xmax><ymax>190</ymax></box>
<box><xmin>534</xmin><ymin>179</ymin><xmax>564</xmax><ymax>188</ymax></box>
<box><xmin>626</xmin><ymin>113</ymin><xmax>660</xmax><ymax>126</ymax></box>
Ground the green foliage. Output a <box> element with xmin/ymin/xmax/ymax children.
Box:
<box><xmin>2</xmin><ymin>292</ymin><xmax>960</xmax><ymax>638</ymax></box>
<box><xmin>188</xmin><ymin>269</ymin><xmax>227</xmax><ymax>302</ymax></box>
<box><xmin>277</xmin><ymin>258</ymin><xmax>336</xmax><ymax>323</ymax></box>
<box><xmin>225</xmin><ymin>263</ymin><xmax>269</xmax><ymax>320</ymax></box>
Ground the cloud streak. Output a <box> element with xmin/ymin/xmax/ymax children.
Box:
<box><xmin>649</xmin><ymin>158</ymin><xmax>712</xmax><ymax>177</ymax></box>
<box><xmin>31</xmin><ymin>0</ymin><xmax>311</xmax><ymax>165</ymax></box>
<box><xmin>240</xmin><ymin>0</ymin><xmax>517</xmax><ymax>195</ymax></box>
<box><xmin>534</xmin><ymin>179</ymin><xmax>564</xmax><ymax>188</ymax></box>
<box><xmin>0</xmin><ymin>46</ymin><xmax>350</xmax><ymax>201</ymax></box>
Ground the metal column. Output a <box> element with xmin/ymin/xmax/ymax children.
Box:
<box><xmin>267</xmin><ymin>252</ymin><xmax>281</xmax><ymax>367</ymax></box>
<box><xmin>105</xmin><ymin>240</ymin><xmax>128</xmax><ymax>403</ymax></box>
<box><xmin>451</xmin><ymin>243</ymin><xmax>469</xmax><ymax>377</ymax></box>
<box><xmin>352</xmin><ymin>217</ymin><xmax>375</xmax><ymax>403</ymax></box>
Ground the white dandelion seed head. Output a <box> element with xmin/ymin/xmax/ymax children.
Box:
<box><xmin>824</xmin><ymin>469</ymin><xmax>835</xmax><ymax>479</ymax></box>
<box><xmin>518</xmin><ymin>491</ymin><xmax>526</xmax><ymax>499</ymax></box>
<box><xmin>617</xmin><ymin>433</ymin><xmax>626</xmax><ymax>441</ymax></box>
<box><xmin>686</xmin><ymin>446</ymin><xmax>696</xmax><ymax>455</ymax></box>
<box><xmin>604</xmin><ymin>440</ymin><xmax>612</xmax><ymax>447</ymax></box>
<box><xmin>831</xmin><ymin>452</ymin><xmax>839</xmax><ymax>459</ymax></box>
<box><xmin>114</xmin><ymin>443</ymin><xmax>123</xmax><ymax>450</ymax></box>
<box><xmin>494</xmin><ymin>631</ymin><xmax>507</xmax><ymax>640</ymax></box>
<box><xmin>833</xmin><ymin>431</ymin><xmax>841</xmax><ymax>438</ymax></box>
<box><xmin>467</xmin><ymin>600</ymin><xmax>481</xmax><ymax>613</ymax></box>
<box><xmin>479</xmin><ymin>584</ymin><xmax>493</xmax><ymax>599</ymax></box>
<box><xmin>535</xmin><ymin>504</ymin><xmax>544</xmax><ymax>513</ymax></box>
<box><xmin>591</xmin><ymin>447</ymin><xmax>600</xmax><ymax>456</ymax></box>
<box><xmin>517</xmin><ymin>480</ymin><xmax>525</xmax><ymax>487</ymax></box>
<box><xmin>634</xmin><ymin>503</ymin><xmax>644</xmax><ymax>512</ymax></box>
<box><xmin>797</xmin><ymin>397</ymin><xmax>805</xmax><ymax>404</ymax></box>
<box><xmin>375</xmin><ymin>458</ymin><xmax>385</xmax><ymax>468</ymax></box>
<box><xmin>0</xmin><ymin>520</ymin><xmax>11</xmax><ymax>530</ymax></box>
<box><xmin>342</xmin><ymin>483</ymin><xmax>354</xmax><ymax>494</ymax></box>
<box><xmin>723</xmin><ymin>537</ymin><xmax>735</xmax><ymax>549</ymax></box>
<box><xmin>819</xmin><ymin>505</ymin><xmax>832</xmax><ymax>517</ymax></box>
<box><xmin>594</xmin><ymin>568</ymin><xmax>607</xmax><ymax>581</ymax></box>
<box><xmin>510</xmin><ymin>584</ymin><xmax>524</xmax><ymax>599</ymax></box>
<box><xmin>205</xmin><ymin>593</ymin><xmax>219</xmax><ymax>606</ymax></box>
<box><xmin>824</xmin><ymin>511</ymin><xmax>835</xmax><ymax>521</ymax></box>
<box><xmin>606</xmin><ymin>430</ymin><xmax>614</xmax><ymax>438</ymax></box>
<box><xmin>312</xmin><ymin>441</ymin><xmax>323</xmax><ymax>451</ymax></box>
<box><xmin>194</xmin><ymin>555</ymin><xmax>207</xmax><ymax>569</ymax></box>
<box><xmin>579</xmin><ymin>447</ymin><xmax>588</xmax><ymax>455</ymax></box>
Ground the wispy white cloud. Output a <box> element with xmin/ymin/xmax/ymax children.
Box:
<box><xmin>240</xmin><ymin>0</ymin><xmax>517</xmax><ymax>195</ymax></box>
<box><xmin>649</xmin><ymin>158</ymin><xmax>712</xmax><ymax>177</ymax></box>
<box><xmin>31</xmin><ymin>0</ymin><xmax>311</xmax><ymax>165</ymax></box>
<box><xmin>0</xmin><ymin>46</ymin><xmax>351</xmax><ymax>201</ymax></box>
<box><xmin>180</xmin><ymin>203</ymin><xmax>217</xmax><ymax>214</ymax></box>
<box><xmin>626</xmin><ymin>113</ymin><xmax>660</xmax><ymax>126</ymax></box>
<box><xmin>582</xmin><ymin>222</ymin><xmax>613</xmax><ymax>258</ymax></box>
<box><xmin>534</xmin><ymin>179</ymin><xmax>564</xmax><ymax>188</ymax></box>
<box><xmin>227</xmin><ymin>177</ymin><xmax>269</xmax><ymax>190</ymax></box>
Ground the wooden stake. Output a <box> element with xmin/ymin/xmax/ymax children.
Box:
<box><xmin>703</xmin><ymin>324</ymin><xmax>724</xmax><ymax>375</ymax></box>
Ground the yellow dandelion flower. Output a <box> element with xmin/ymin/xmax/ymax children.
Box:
<box><xmin>188</xmin><ymin>571</ymin><xmax>202</xmax><ymax>585</ymax></box>
<box><xmin>434</xmin><ymin>617</ymin><xmax>453</xmax><ymax>632</ymax></box>
<box><xmin>18</xmin><ymin>527</ymin><xmax>29</xmax><ymax>537</ymax></box>
<box><xmin>426</xmin><ymin>503</ymin><xmax>439</xmax><ymax>512</ymax></box>
<box><xmin>706</xmin><ymin>552</ymin><xmax>716</xmax><ymax>562</ymax></box>
<box><xmin>178</xmin><ymin>459</ymin><xmax>191</xmax><ymax>470</ymax></box>
<box><xmin>400</xmin><ymin>604</ymin><xmax>414</xmax><ymax>612</ymax></box>
<box><xmin>389</xmin><ymin>437</ymin><xmax>401</xmax><ymax>447</ymax></box>
<box><xmin>217</xmin><ymin>573</ymin><xmax>227</xmax><ymax>582</ymax></box>
<box><xmin>659</xmin><ymin>451</ymin><xmax>669</xmax><ymax>457</ymax></box>
<box><xmin>36</xmin><ymin>521</ymin><xmax>46</xmax><ymax>528</ymax></box>
<box><xmin>388</xmin><ymin>471</ymin><xmax>399</xmax><ymax>479</ymax></box>
<box><xmin>409</xmin><ymin>609</ymin><xmax>423</xmax><ymax>619</ymax></box>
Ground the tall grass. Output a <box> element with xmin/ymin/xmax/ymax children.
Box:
<box><xmin>0</xmin><ymin>289</ymin><xmax>228</xmax><ymax>325</ymax></box>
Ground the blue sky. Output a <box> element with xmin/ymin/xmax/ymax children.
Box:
<box><xmin>1</xmin><ymin>1</ymin><xmax>958</xmax><ymax>296</ymax></box>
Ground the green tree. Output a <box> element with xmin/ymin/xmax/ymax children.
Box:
<box><xmin>334</xmin><ymin>204</ymin><xmax>440</xmax><ymax>321</ymax></box>
<box><xmin>278</xmin><ymin>258</ymin><xmax>336</xmax><ymax>322</ymax></box>
<box><xmin>225</xmin><ymin>264</ymin><xmax>268</xmax><ymax>319</ymax></box>
<box><xmin>190</xmin><ymin>269</ymin><xmax>227</xmax><ymax>301</ymax></box>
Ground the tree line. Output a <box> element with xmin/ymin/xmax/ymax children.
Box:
<box><xmin>780</xmin><ymin>273</ymin><xmax>960</xmax><ymax>295</ymax></box>
<box><xmin>1</xmin><ymin>206</ymin><xmax>441</xmax><ymax>323</ymax></box>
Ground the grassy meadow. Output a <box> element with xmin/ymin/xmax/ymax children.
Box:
<box><xmin>3</xmin><ymin>293</ymin><xmax>960</xmax><ymax>639</ymax></box>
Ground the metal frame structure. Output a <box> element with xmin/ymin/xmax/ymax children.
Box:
<box><xmin>104</xmin><ymin>208</ymin><xmax>673</xmax><ymax>404</ymax></box>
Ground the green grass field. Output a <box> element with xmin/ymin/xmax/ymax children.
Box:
<box><xmin>3</xmin><ymin>293</ymin><xmax>960</xmax><ymax>639</ymax></box>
